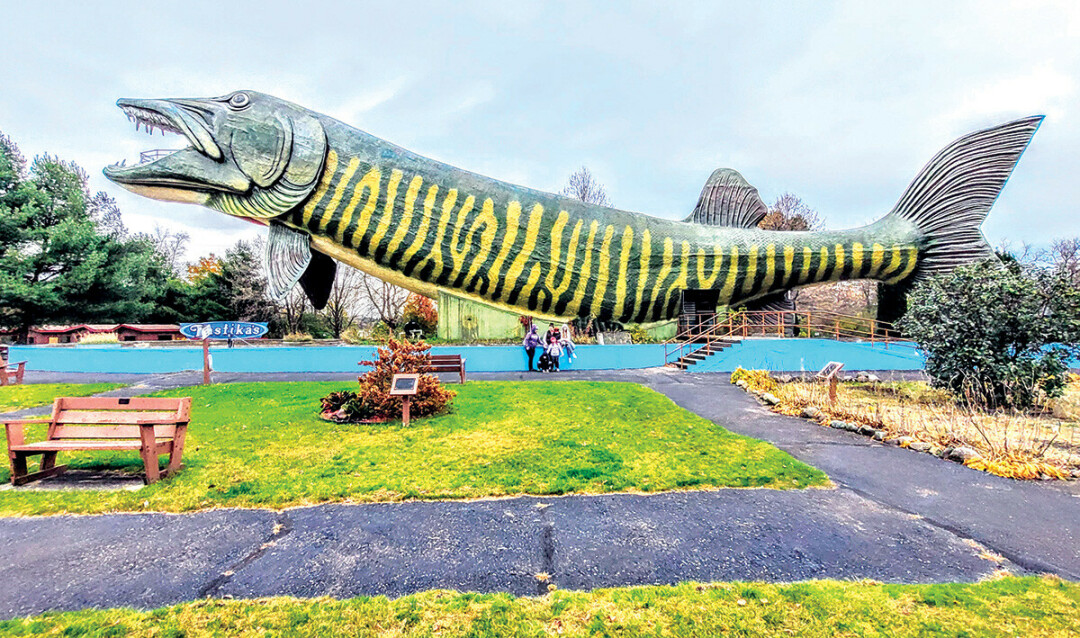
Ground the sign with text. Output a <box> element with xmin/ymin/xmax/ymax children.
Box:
<box><xmin>389</xmin><ymin>373</ymin><xmax>420</xmax><ymax>396</ymax></box>
<box><xmin>815</xmin><ymin>361</ymin><xmax>845</xmax><ymax>379</ymax></box>
<box><xmin>180</xmin><ymin>322</ymin><xmax>269</xmax><ymax>340</ymax></box>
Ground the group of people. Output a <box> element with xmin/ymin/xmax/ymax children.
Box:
<box><xmin>522</xmin><ymin>323</ymin><xmax>577</xmax><ymax>372</ymax></box>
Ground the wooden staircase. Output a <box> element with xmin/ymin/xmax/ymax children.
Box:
<box><xmin>663</xmin><ymin>309</ymin><xmax>906</xmax><ymax>371</ymax></box>
<box><xmin>672</xmin><ymin>339</ymin><xmax>738</xmax><ymax>370</ymax></box>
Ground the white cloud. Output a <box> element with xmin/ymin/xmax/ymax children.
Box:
<box><xmin>2</xmin><ymin>0</ymin><xmax>1078</xmax><ymax>256</ymax></box>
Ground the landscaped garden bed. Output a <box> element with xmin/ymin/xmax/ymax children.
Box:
<box><xmin>731</xmin><ymin>369</ymin><xmax>1080</xmax><ymax>480</ymax></box>
<box><xmin>4</xmin><ymin>576</ymin><xmax>1076</xmax><ymax>637</ymax></box>
<box><xmin>0</xmin><ymin>381</ymin><xmax>826</xmax><ymax>516</ymax></box>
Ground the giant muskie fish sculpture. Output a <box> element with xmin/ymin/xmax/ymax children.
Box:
<box><xmin>104</xmin><ymin>91</ymin><xmax>1042</xmax><ymax>324</ymax></box>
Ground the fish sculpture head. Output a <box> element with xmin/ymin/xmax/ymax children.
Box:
<box><xmin>104</xmin><ymin>90</ymin><xmax>327</xmax><ymax>220</ymax></box>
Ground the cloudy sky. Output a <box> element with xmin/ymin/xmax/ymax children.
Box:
<box><xmin>2</xmin><ymin>1</ymin><xmax>1077</xmax><ymax>260</ymax></box>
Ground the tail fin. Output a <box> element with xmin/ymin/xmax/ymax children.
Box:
<box><xmin>887</xmin><ymin>115</ymin><xmax>1043</xmax><ymax>278</ymax></box>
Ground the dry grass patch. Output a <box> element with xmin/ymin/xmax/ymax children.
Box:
<box><xmin>770</xmin><ymin>376</ymin><xmax>1080</xmax><ymax>479</ymax></box>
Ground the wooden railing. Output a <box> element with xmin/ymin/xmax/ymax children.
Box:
<box><xmin>718</xmin><ymin>310</ymin><xmax>904</xmax><ymax>343</ymax></box>
<box><xmin>664</xmin><ymin>313</ymin><xmax>741</xmax><ymax>365</ymax></box>
<box><xmin>663</xmin><ymin>310</ymin><xmax>907</xmax><ymax>366</ymax></box>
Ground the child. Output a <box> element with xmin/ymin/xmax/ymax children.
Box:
<box><xmin>545</xmin><ymin>334</ymin><xmax>564</xmax><ymax>372</ymax></box>
<box><xmin>537</xmin><ymin>350</ymin><xmax>554</xmax><ymax>373</ymax></box>
<box><xmin>544</xmin><ymin>324</ymin><xmax>560</xmax><ymax>346</ymax></box>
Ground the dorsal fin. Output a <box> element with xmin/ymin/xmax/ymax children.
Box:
<box><xmin>684</xmin><ymin>168</ymin><xmax>767</xmax><ymax>228</ymax></box>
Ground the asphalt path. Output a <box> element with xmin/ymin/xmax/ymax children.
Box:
<box><xmin>0</xmin><ymin>369</ymin><xmax>1077</xmax><ymax>618</ymax></box>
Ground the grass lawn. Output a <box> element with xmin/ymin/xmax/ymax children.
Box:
<box><xmin>0</xmin><ymin>381</ymin><xmax>826</xmax><ymax>516</ymax></box>
<box><xmin>0</xmin><ymin>383</ymin><xmax>126</xmax><ymax>413</ymax></box>
<box><xmin>4</xmin><ymin>576</ymin><xmax>1076</xmax><ymax>637</ymax></box>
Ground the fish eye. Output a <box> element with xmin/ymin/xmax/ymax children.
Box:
<box><xmin>228</xmin><ymin>93</ymin><xmax>251</xmax><ymax>109</ymax></box>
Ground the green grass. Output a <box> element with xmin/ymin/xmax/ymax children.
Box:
<box><xmin>0</xmin><ymin>381</ymin><xmax>826</xmax><ymax>516</ymax></box>
<box><xmin>3</xmin><ymin>576</ymin><xmax>1076</xmax><ymax>637</ymax></box>
<box><xmin>0</xmin><ymin>383</ymin><xmax>125</xmax><ymax>413</ymax></box>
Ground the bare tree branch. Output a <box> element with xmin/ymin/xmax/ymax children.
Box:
<box><xmin>321</xmin><ymin>264</ymin><xmax>365</xmax><ymax>337</ymax></box>
<box><xmin>1048</xmin><ymin>237</ymin><xmax>1080</xmax><ymax>288</ymax></box>
<box><xmin>356</xmin><ymin>271</ymin><xmax>410</xmax><ymax>328</ymax></box>
<box><xmin>561</xmin><ymin>166</ymin><xmax>612</xmax><ymax>207</ymax></box>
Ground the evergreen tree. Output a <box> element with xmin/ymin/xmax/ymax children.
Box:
<box><xmin>0</xmin><ymin>134</ymin><xmax>169</xmax><ymax>337</ymax></box>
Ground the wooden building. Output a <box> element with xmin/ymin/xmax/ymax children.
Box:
<box><xmin>20</xmin><ymin>324</ymin><xmax>182</xmax><ymax>344</ymax></box>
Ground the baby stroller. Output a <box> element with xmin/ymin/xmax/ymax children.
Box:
<box><xmin>536</xmin><ymin>351</ymin><xmax>555</xmax><ymax>373</ymax></box>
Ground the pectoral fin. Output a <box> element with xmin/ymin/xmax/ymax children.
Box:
<box><xmin>266</xmin><ymin>221</ymin><xmax>338</xmax><ymax>309</ymax></box>
<box><xmin>266</xmin><ymin>221</ymin><xmax>311</xmax><ymax>300</ymax></box>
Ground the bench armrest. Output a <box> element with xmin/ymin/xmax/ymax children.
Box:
<box><xmin>4</xmin><ymin>419</ymin><xmax>49</xmax><ymax>447</ymax></box>
<box><xmin>135</xmin><ymin>417</ymin><xmax>190</xmax><ymax>425</ymax></box>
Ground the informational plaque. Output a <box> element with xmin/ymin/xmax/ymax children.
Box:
<box><xmin>815</xmin><ymin>361</ymin><xmax>845</xmax><ymax>405</ymax></box>
<box><xmin>389</xmin><ymin>373</ymin><xmax>420</xmax><ymax>395</ymax></box>
<box><xmin>815</xmin><ymin>361</ymin><xmax>845</xmax><ymax>379</ymax></box>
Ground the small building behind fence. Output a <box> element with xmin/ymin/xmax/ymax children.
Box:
<box><xmin>3</xmin><ymin>324</ymin><xmax>183</xmax><ymax>344</ymax></box>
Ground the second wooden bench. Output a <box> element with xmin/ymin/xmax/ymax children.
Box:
<box><xmin>4</xmin><ymin>396</ymin><xmax>192</xmax><ymax>485</ymax></box>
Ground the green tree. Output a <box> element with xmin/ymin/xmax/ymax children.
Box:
<box><xmin>900</xmin><ymin>260</ymin><xmax>1080</xmax><ymax>409</ymax></box>
<box><xmin>0</xmin><ymin>135</ymin><xmax>170</xmax><ymax>336</ymax></box>
<box><xmin>149</xmin><ymin>240</ymin><xmax>278</xmax><ymax>325</ymax></box>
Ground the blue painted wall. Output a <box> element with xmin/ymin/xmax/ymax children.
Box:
<box><xmin>12</xmin><ymin>340</ymin><xmax>1074</xmax><ymax>375</ymax></box>
<box><xmin>689</xmin><ymin>339</ymin><xmax>927</xmax><ymax>373</ymax></box>
<box><xmin>8</xmin><ymin>344</ymin><xmax>667</xmax><ymax>374</ymax></box>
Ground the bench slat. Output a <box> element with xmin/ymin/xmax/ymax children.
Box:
<box><xmin>57</xmin><ymin>397</ymin><xmax>188</xmax><ymax>411</ymax></box>
<box><xmin>51</xmin><ymin>424</ymin><xmax>177</xmax><ymax>439</ymax></box>
<box><xmin>56</xmin><ymin>411</ymin><xmax>183</xmax><ymax>426</ymax></box>
<box><xmin>12</xmin><ymin>440</ymin><xmax>173</xmax><ymax>452</ymax></box>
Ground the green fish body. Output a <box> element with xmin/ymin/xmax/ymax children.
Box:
<box><xmin>104</xmin><ymin>91</ymin><xmax>1041</xmax><ymax>324</ymax></box>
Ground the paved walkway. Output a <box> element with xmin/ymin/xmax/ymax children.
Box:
<box><xmin>0</xmin><ymin>370</ymin><xmax>1077</xmax><ymax>618</ymax></box>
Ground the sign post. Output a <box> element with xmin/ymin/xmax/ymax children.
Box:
<box><xmin>389</xmin><ymin>373</ymin><xmax>420</xmax><ymax>426</ymax></box>
<box><xmin>815</xmin><ymin>361</ymin><xmax>845</xmax><ymax>406</ymax></box>
<box><xmin>202</xmin><ymin>337</ymin><xmax>211</xmax><ymax>385</ymax></box>
<box><xmin>181</xmin><ymin>322</ymin><xmax>270</xmax><ymax>386</ymax></box>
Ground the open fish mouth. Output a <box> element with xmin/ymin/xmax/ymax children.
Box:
<box><xmin>102</xmin><ymin>97</ymin><xmax>257</xmax><ymax>198</ymax></box>
<box><xmin>103</xmin><ymin>98</ymin><xmax>232</xmax><ymax>191</ymax></box>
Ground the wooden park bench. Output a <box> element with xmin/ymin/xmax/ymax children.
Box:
<box><xmin>357</xmin><ymin>354</ymin><xmax>467</xmax><ymax>384</ymax></box>
<box><xmin>426</xmin><ymin>354</ymin><xmax>466</xmax><ymax>384</ymax></box>
<box><xmin>0</xmin><ymin>346</ymin><xmax>26</xmax><ymax>387</ymax></box>
<box><xmin>4</xmin><ymin>397</ymin><xmax>191</xmax><ymax>486</ymax></box>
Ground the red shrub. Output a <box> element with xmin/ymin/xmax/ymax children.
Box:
<box><xmin>357</xmin><ymin>338</ymin><xmax>455</xmax><ymax>421</ymax></box>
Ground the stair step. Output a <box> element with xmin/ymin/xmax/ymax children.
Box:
<box><xmin>669</xmin><ymin>337</ymin><xmax>743</xmax><ymax>371</ymax></box>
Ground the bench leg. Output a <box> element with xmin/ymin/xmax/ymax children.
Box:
<box><xmin>9</xmin><ymin>452</ymin><xmax>67</xmax><ymax>486</ymax></box>
<box><xmin>140</xmin><ymin>447</ymin><xmax>161</xmax><ymax>484</ymax></box>
<box><xmin>139</xmin><ymin>424</ymin><xmax>161</xmax><ymax>484</ymax></box>
<box><xmin>9</xmin><ymin>451</ymin><xmax>27</xmax><ymax>485</ymax></box>
<box><xmin>165</xmin><ymin>425</ymin><xmax>187</xmax><ymax>477</ymax></box>
<box><xmin>40</xmin><ymin>451</ymin><xmax>57</xmax><ymax>471</ymax></box>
